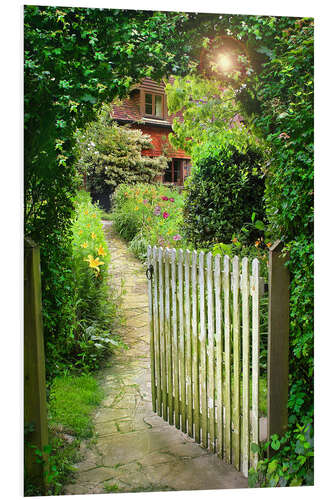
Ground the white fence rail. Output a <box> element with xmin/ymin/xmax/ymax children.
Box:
<box><xmin>147</xmin><ymin>245</ymin><xmax>266</xmax><ymax>477</ymax></box>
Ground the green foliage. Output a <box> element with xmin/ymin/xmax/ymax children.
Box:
<box><xmin>249</xmin><ymin>420</ymin><xmax>314</xmax><ymax>487</ymax></box>
<box><xmin>75</xmin><ymin>105</ymin><xmax>168</xmax><ymax>205</ymax></box>
<box><xmin>44</xmin><ymin>193</ymin><xmax>120</xmax><ymax>377</ymax></box>
<box><xmin>24</xmin><ymin>5</ymin><xmax>193</xmax><ymax>380</ymax></box>
<box><xmin>254</xmin><ymin>17</ymin><xmax>314</xmax><ymax>476</ymax></box>
<box><xmin>166</xmin><ymin>75</ymin><xmax>262</xmax><ymax>157</ymax></box>
<box><xmin>112</xmin><ymin>183</ymin><xmax>184</xmax><ymax>261</ymax></box>
<box><xmin>182</xmin><ymin>140</ymin><xmax>266</xmax><ymax>246</ymax></box>
<box><xmin>69</xmin><ymin>193</ymin><xmax>122</xmax><ymax>372</ymax></box>
<box><xmin>231</xmin><ymin>17</ymin><xmax>314</xmax><ymax>486</ymax></box>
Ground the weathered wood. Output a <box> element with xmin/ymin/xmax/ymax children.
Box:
<box><xmin>178</xmin><ymin>249</ymin><xmax>186</xmax><ymax>432</ymax></box>
<box><xmin>24</xmin><ymin>238</ymin><xmax>49</xmax><ymax>492</ymax></box>
<box><xmin>251</xmin><ymin>259</ymin><xmax>260</xmax><ymax>469</ymax></box>
<box><xmin>184</xmin><ymin>250</ymin><xmax>193</xmax><ymax>437</ymax></box>
<box><xmin>206</xmin><ymin>252</ymin><xmax>215</xmax><ymax>452</ymax></box>
<box><xmin>147</xmin><ymin>246</ymin><xmax>156</xmax><ymax>412</ymax></box>
<box><xmin>149</xmin><ymin>244</ymin><xmax>268</xmax><ymax>480</ymax></box>
<box><xmin>214</xmin><ymin>254</ymin><xmax>223</xmax><ymax>456</ymax></box>
<box><xmin>199</xmin><ymin>251</ymin><xmax>208</xmax><ymax>448</ymax></box>
<box><xmin>159</xmin><ymin>247</ymin><xmax>167</xmax><ymax>421</ymax></box>
<box><xmin>232</xmin><ymin>256</ymin><xmax>240</xmax><ymax>470</ymax></box>
<box><xmin>241</xmin><ymin>257</ymin><xmax>250</xmax><ymax>477</ymax></box>
<box><xmin>164</xmin><ymin>249</ymin><xmax>173</xmax><ymax>425</ymax></box>
<box><xmin>153</xmin><ymin>246</ymin><xmax>162</xmax><ymax>416</ymax></box>
<box><xmin>267</xmin><ymin>241</ymin><xmax>289</xmax><ymax>456</ymax></box>
<box><xmin>192</xmin><ymin>250</ymin><xmax>200</xmax><ymax>443</ymax></box>
<box><xmin>223</xmin><ymin>255</ymin><xmax>231</xmax><ymax>463</ymax></box>
<box><xmin>171</xmin><ymin>249</ymin><xmax>180</xmax><ymax>429</ymax></box>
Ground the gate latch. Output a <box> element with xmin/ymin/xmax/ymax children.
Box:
<box><xmin>146</xmin><ymin>264</ymin><xmax>154</xmax><ymax>281</ymax></box>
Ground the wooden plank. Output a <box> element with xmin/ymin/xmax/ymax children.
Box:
<box><xmin>147</xmin><ymin>246</ymin><xmax>156</xmax><ymax>412</ymax></box>
<box><xmin>171</xmin><ymin>249</ymin><xmax>180</xmax><ymax>429</ymax></box>
<box><xmin>267</xmin><ymin>241</ymin><xmax>289</xmax><ymax>457</ymax></box>
<box><xmin>232</xmin><ymin>256</ymin><xmax>240</xmax><ymax>470</ymax></box>
<box><xmin>24</xmin><ymin>238</ymin><xmax>49</xmax><ymax>492</ymax></box>
<box><xmin>214</xmin><ymin>254</ymin><xmax>223</xmax><ymax>457</ymax></box>
<box><xmin>206</xmin><ymin>252</ymin><xmax>215</xmax><ymax>452</ymax></box>
<box><xmin>223</xmin><ymin>255</ymin><xmax>231</xmax><ymax>463</ymax></box>
<box><xmin>164</xmin><ymin>248</ymin><xmax>173</xmax><ymax>425</ymax></box>
<box><xmin>184</xmin><ymin>249</ymin><xmax>193</xmax><ymax>437</ymax></box>
<box><xmin>199</xmin><ymin>251</ymin><xmax>208</xmax><ymax>448</ymax></box>
<box><xmin>192</xmin><ymin>250</ymin><xmax>200</xmax><ymax>443</ymax></box>
<box><xmin>241</xmin><ymin>257</ymin><xmax>250</xmax><ymax>477</ymax></box>
<box><xmin>159</xmin><ymin>247</ymin><xmax>167</xmax><ymax>421</ymax></box>
<box><xmin>178</xmin><ymin>249</ymin><xmax>186</xmax><ymax>432</ymax></box>
<box><xmin>251</xmin><ymin>258</ymin><xmax>260</xmax><ymax>469</ymax></box>
<box><xmin>153</xmin><ymin>246</ymin><xmax>162</xmax><ymax>416</ymax></box>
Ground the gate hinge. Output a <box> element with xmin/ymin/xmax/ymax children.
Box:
<box><xmin>146</xmin><ymin>264</ymin><xmax>154</xmax><ymax>280</ymax></box>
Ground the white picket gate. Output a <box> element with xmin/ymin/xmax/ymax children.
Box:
<box><xmin>147</xmin><ymin>245</ymin><xmax>266</xmax><ymax>477</ymax></box>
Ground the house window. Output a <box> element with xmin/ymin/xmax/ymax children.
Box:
<box><xmin>144</xmin><ymin>93</ymin><xmax>164</xmax><ymax>118</ymax></box>
<box><xmin>173</xmin><ymin>159</ymin><xmax>181</xmax><ymax>183</ymax></box>
<box><xmin>163</xmin><ymin>159</ymin><xmax>183</xmax><ymax>184</ymax></box>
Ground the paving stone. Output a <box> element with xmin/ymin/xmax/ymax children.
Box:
<box><xmin>64</xmin><ymin>225</ymin><xmax>247</xmax><ymax>495</ymax></box>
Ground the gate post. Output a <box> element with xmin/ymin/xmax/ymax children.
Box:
<box><xmin>267</xmin><ymin>240</ymin><xmax>289</xmax><ymax>456</ymax></box>
<box><xmin>24</xmin><ymin>237</ymin><xmax>49</xmax><ymax>492</ymax></box>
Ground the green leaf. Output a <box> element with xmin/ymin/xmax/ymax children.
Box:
<box><xmin>255</xmin><ymin>220</ymin><xmax>265</xmax><ymax>231</ymax></box>
<box><xmin>251</xmin><ymin>442</ymin><xmax>260</xmax><ymax>453</ymax></box>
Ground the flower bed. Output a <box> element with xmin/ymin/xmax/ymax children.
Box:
<box><xmin>111</xmin><ymin>183</ymin><xmax>185</xmax><ymax>261</ymax></box>
<box><xmin>70</xmin><ymin>191</ymin><xmax>120</xmax><ymax>371</ymax></box>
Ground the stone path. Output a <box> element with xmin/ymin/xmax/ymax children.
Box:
<box><xmin>64</xmin><ymin>223</ymin><xmax>248</xmax><ymax>495</ymax></box>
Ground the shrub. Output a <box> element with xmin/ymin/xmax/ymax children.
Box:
<box><xmin>182</xmin><ymin>140</ymin><xmax>266</xmax><ymax>247</ymax></box>
<box><xmin>75</xmin><ymin>106</ymin><xmax>168</xmax><ymax>210</ymax></box>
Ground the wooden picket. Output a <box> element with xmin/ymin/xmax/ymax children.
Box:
<box><xmin>148</xmin><ymin>246</ymin><xmax>266</xmax><ymax>478</ymax></box>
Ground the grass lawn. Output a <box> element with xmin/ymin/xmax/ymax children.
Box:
<box><xmin>46</xmin><ymin>375</ymin><xmax>104</xmax><ymax>495</ymax></box>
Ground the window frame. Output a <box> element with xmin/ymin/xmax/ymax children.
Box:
<box><xmin>163</xmin><ymin>158</ymin><xmax>184</xmax><ymax>185</ymax></box>
<box><xmin>144</xmin><ymin>92</ymin><xmax>165</xmax><ymax>119</ymax></box>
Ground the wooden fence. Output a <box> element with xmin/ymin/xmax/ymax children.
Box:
<box><xmin>147</xmin><ymin>245</ymin><xmax>269</xmax><ymax>477</ymax></box>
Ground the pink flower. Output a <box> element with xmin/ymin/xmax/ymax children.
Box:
<box><xmin>153</xmin><ymin>205</ymin><xmax>161</xmax><ymax>216</ymax></box>
<box><xmin>163</xmin><ymin>211</ymin><xmax>169</xmax><ymax>219</ymax></box>
<box><xmin>169</xmin><ymin>198</ymin><xmax>175</xmax><ymax>202</ymax></box>
<box><xmin>161</xmin><ymin>196</ymin><xmax>169</xmax><ymax>201</ymax></box>
<box><xmin>143</xmin><ymin>199</ymin><xmax>148</xmax><ymax>204</ymax></box>
<box><xmin>278</xmin><ymin>132</ymin><xmax>290</xmax><ymax>140</ymax></box>
<box><xmin>173</xmin><ymin>234</ymin><xmax>182</xmax><ymax>241</ymax></box>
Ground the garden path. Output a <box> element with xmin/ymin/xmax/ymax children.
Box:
<box><xmin>64</xmin><ymin>222</ymin><xmax>248</xmax><ymax>494</ymax></box>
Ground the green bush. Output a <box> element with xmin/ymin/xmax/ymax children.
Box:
<box><xmin>75</xmin><ymin>106</ymin><xmax>168</xmax><ymax>210</ymax></box>
<box><xmin>182</xmin><ymin>141</ymin><xmax>266</xmax><ymax>246</ymax></box>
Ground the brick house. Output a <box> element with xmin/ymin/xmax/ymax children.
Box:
<box><xmin>110</xmin><ymin>77</ymin><xmax>191</xmax><ymax>186</ymax></box>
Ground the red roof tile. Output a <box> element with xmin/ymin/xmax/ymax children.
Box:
<box><xmin>111</xmin><ymin>100</ymin><xmax>141</xmax><ymax>122</ymax></box>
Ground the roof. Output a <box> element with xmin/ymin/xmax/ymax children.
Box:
<box><xmin>110</xmin><ymin>100</ymin><xmax>142</xmax><ymax>122</ymax></box>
